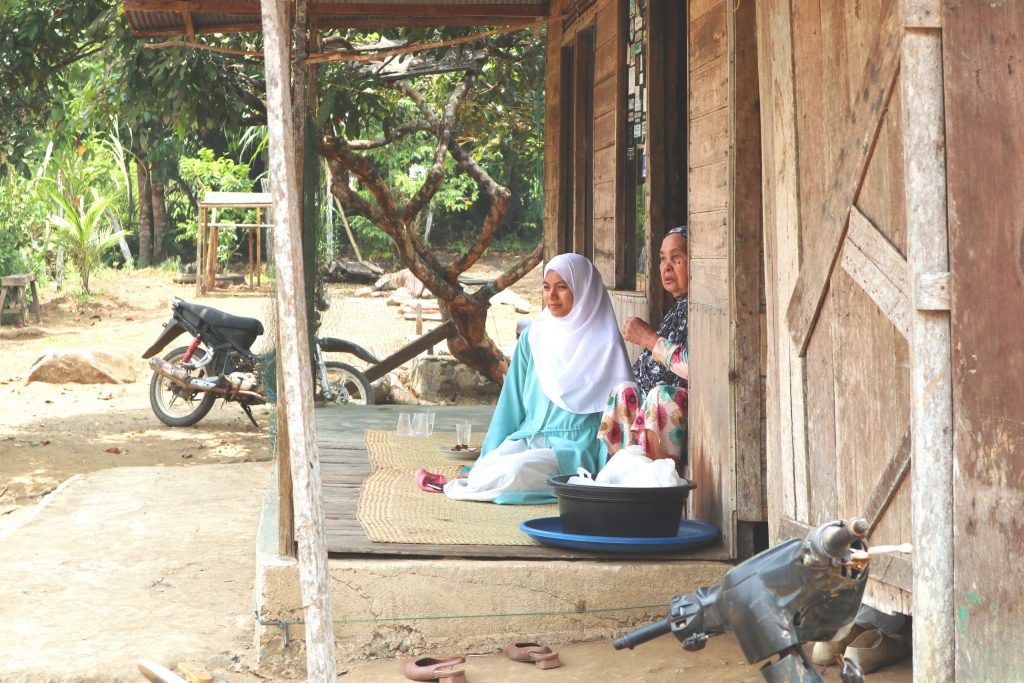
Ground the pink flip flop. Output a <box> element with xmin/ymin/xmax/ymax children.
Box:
<box><xmin>505</xmin><ymin>642</ymin><xmax>562</xmax><ymax>669</ymax></box>
<box><xmin>401</xmin><ymin>656</ymin><xmax>466</xmax><ymax>682</ymax></box>
<box><xmin>415</xmin><ymin>468</ymin><xmax>449</xmax><ymax>493</ymax></box>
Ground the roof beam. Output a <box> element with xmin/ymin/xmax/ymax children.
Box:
<box><xmin>313</xmin><ymin>2</ymin><xmax>548</xmax><ymax>17</ymax></box>
<box><xmin>125</xmin><ymin>1</ymin><xmax>549</xmax><ymax>18</ymax></box>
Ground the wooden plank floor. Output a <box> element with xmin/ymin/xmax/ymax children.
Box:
<box><xmin>318</xmin><ymin>404</ymin><xmax>730</xmax><ymax>561</ymax></box>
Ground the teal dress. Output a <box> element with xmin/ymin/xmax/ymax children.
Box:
<box><xmin>479</xmin><ymin>326</ymin><xmax>610</xmax><ymax>504</ymax></box>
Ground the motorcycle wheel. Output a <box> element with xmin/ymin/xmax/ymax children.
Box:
<box><xmin>322</xmin><ymin>362</ymin><xmax>374</xmax><ymax>405</ymax></box>
<box><xmin>149</xmin><ymin>345</ymin><xmax>218</xmax><ymax>427</ymax></box>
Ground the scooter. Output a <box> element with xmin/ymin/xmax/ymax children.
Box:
<box><xmin>614</xmin><ymin>517</ymin><xmax>880</xmax><ymax>683</ymax></box>
<box><xmin>142</xmin><ymin>297</ymin><xmax>376</xmax><ymax>428</ymax></box>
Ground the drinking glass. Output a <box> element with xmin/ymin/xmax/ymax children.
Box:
<box><xmin>455</xmin><ymin>421</ymin><xmax>472</xmax><ymax>447</ymax></box>
<box><xmin>411</xmin><ymin>412</ymin><xmax>430</xmax><ymax>437</ymax></box>
<box><xmin>397</xmin><ymin>412</ymin><xmax>412</xmax><ymax>435</ymax></box>
<box><xmin>425</xmin><ymin>411</ymin><xmax>436</xmax><ymax>436</ymax></box>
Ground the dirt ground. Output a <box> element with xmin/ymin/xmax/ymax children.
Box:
<box><xmin>0</xmin><ymin>257</ymin><xmax>540</xmax><ymax>514</ymax></box>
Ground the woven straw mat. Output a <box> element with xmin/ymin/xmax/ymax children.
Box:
<box><xmin>358</xmin><ymin>429</ymin><xmax>557</xmax><ymax>546</ymax></box>
<box><xmin>364</xmin><ymin>429</ymin><xmax>483</xmax><ymax>469</ymax></box>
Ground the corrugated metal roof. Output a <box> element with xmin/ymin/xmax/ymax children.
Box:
<box><xmin>125</xmin><ymin>1</ymin><xmax>549</xmax><ymax>37</ymax></box>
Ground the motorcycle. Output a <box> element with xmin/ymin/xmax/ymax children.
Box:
<box><xmin>142</xmin><ymin>297</ymin><xmax>376</xmax><ymax>428</ymax></box>
<box><xmin>614</xmin><ymin>517</ymin><xmax>898</xmax><ymax>683</ymax></box>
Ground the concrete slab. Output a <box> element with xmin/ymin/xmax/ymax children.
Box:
<box><xmin>255</xmin><ymin>468</ymin><xmax>732</xmax><ymax>677</ymax></box>
<box><xmin>0</xmin><ymin>463</ymin><xmax>271</xmax><ymax>682</ymax></box>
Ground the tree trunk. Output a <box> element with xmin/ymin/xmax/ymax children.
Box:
<box><xmin>442</xmin><ymin>295</ymin><xmax>508</xmax><ymax>384</ymax></box>
<box><xmin>151</xmin><ymin>179</ymin><xmax>168</xmax><ymax>263</ymax></box>
<box><xmin>136</xmin><ymin>160</ymin><xmax>154</xmax><ymax>266</ymax></box>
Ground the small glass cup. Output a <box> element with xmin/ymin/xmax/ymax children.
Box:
<box><xmin>426</xmin><ymin>411</ymin><xmax>436</xmax><ymax>436</ymax></box>
<box><xmin>455</xmin><ymin>421</ymin><xmax>472</xmax><ymax>448</ymax></box>
<box><xmin>397</xmin><ymin>412</ymin><xmax>412</xmax><ymax>435</ymax></box>
<box><xmin>411</xmin><ymin>412</ymin><xmax>430</xmax><ymax>437</ymax></box>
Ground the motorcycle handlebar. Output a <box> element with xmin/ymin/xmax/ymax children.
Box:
<box><xmin>612</xmin><ymin>616</ymin><xmax>674</xmax><ymax>650</ymax></box>
<box><xmin>820</xmin><ymin>517</ymin><xmax>869</xmax><ymax>560</ymax></box>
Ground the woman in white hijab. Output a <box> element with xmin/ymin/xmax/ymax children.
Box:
<box><xmin>444</xmin><ymin>254</ymin><xmax>633</xmax><ymax>504</ymax></box>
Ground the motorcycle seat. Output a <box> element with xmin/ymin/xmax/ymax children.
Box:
<box><xmin>178</xmin><ymin>300</ymin><xmax>264</xmax><ymax>336</ymax></box>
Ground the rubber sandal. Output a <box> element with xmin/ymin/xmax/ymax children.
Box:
<box><xmin>401</xmin><ymin>656</ymin><xmax>467</xmax><ymax>681</ymax></box>
<box><xmin>415</xmin><ymin>468</ymin><xmax>449</xmax><ymax>493</ymax></box>
<box><xmin>504</xmin><ymin>642</ymin><xmax>562</xmax><ymax>669</ymax></box>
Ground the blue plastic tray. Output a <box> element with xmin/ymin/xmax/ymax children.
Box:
<box><xmin>520</xmin><ymin>516</ymin><xmax>719</xmax><ymax>554</ymax></box>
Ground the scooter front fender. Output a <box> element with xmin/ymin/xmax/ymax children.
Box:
<box><xmin>142</xmin><ymin>319</ymin><xmax>187</xmax><ymax>359</ymax></box>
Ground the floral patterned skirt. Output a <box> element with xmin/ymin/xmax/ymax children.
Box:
<box><xmin>597</xmin><ymin>381</ymin><xmax>689</xmax><ymax>465</ymax></box>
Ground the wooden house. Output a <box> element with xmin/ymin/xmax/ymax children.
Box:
<box><xmin>544</xmin><ymin>0</ymin><xmax>1023</xmax><ymax>678</ymax></box>
<box><xmin>123</xmin><ymin>0</ymin><xmax>1024</xmax><ymax>679</ymax></box>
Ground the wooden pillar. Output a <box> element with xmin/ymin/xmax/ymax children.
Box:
<box><xmin>256</xmin><ymin>207</ymin><xmax>263</xmax><ymax>287</ymax></box>
<box><xmin>195</xmin><ymin>206</ymin><xmax>205</xmax><ymax>296</ymax></box>
<box><xmin>755</xmin><ymin>0</ymin><xmax>806</xmax><ymax>539</ymax></box>
<box><xmin>644</xmin><ymin>0</ymin><xmax>665</xmax><ymax>322</ymax></box>
<box><xmin>248</xmin><ymin>225</ymin><xmax>255</xmax><ymax>289</ymax></box>
<box><xmin>728</xmin><ymin>0</ymin><xmax>764</xmax><ymax>532</ymax></box>
<box><xmin>260</xmin><ymin>0</ymin><xmax>337</xmax><ymax>679</ymax></box>
<box><xmin>900</xmin><ymin>2</ymin><xmax>953</xmax><ymax>680</ymax></box>
<box><xmin>207</xmin><ymin>208</ymin><xmax>219</xmax><ymax>292</ymax></box>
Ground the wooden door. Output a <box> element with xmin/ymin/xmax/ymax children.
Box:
<box><xmin>757</xmin><ymin>0</ymin><xmax>916</xmax><ymax>612</ymax></box>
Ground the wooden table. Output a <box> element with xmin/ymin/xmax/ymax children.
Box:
<box><xmin>0</xmin><ymin>273</ymin><xmax>41</xmax><ymax>326</ymax></box>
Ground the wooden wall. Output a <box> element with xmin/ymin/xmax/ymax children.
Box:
<box><xmin>687</xmin><ymin>0</ymin><xmax>764</xmax><ymax>556</ymax></box>
<box><xmin>944</xmin><ymin>1</ymin><xmax>1024</xmax><ymax>677</ymax></box>
<box><xmin>687</xmin><ymin>0</ymin><xmax>731</xmax><ymax>548</ymax></box>
<box><xmin>544</xmin><ymin>0</ymin><xmax>768</xmax><ymax>559</ymax></box>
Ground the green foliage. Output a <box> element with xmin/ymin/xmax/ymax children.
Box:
<box><xmin>0</xmin><ymin>0</ymin><xmax>109</xmax><ymax>171</ymax></box>
<box><xmin>317</xmin><ymin>27</ymin><xmax>547</xmax><ymax>257</ymax></box>
<box><xmin>0</xmin><ymin>168</ymin><xmax>52</xmax><ymax>278</ymax></box>
<box><xmin>166</xmin><ymin>148</ymin><xmax>255</xmax><ymax>269</ymax></box>
<box><xmin>48</xmin><ymin>186</ymin><xmax>124</xmax><ymax>293</ymax></box>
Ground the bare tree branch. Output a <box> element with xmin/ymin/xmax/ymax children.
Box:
<box><xmin>444</xmin><ymin>140</ymin><xmax>511</xmax><ymax>280</ymax></box>
<box><xmin>318</xmin><ymin>43</ymin><xmax>542</xmax><ymax>384</ymax></box>
<box><xmin>490</xmin><ymin>241</ymin><xmax>544</xmax><ymax>293</ymax></box>
<box><xmin>346</xmin><ymin>120</ymin><xmax>436</xmax><ymax>150</ymax></box>
<box><xmin>401</xmin><ymin>62</ymin><xmax>481</xmax><ymax>223</ymax></box>
<box><xmin>324</xmin><ymin>157</ymin><xmax>381</xmax><ymax>223</ymax></box>
<box><xmin>387</xmin><ymin>80</ymin><xmax>436</xmax><ymax>124</ymax></box>
<box><xmin>321</xmin><ymin>136</ymin><xmax>462</xmax><ymax>302</ymax></box>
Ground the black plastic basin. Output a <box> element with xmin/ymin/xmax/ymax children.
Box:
<box><xmin>547</xmin><ymin>474</ymin><xmax>697</xmax><ymax>538</ymax></box>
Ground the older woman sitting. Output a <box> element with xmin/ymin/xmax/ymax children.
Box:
<box><xmin>598</xmin><ymin>226</ymin><xmax>689</xmax><ymax>472</ymax></box>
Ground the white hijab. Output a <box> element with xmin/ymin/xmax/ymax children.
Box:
<box><xmin>528</xmin><ymin>253</ymin><xmax>634</xmax><ymax>414</ymax></box>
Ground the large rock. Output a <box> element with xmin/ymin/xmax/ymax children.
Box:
<box><xmin>408</xmin><ymin>355</ymin><xmax>500</xmax><ymax>404</ymax></box>
<box><xmin>27</xmin><ymin>350</ymin><xmax>138</xmax><ymax>385</ymax></box>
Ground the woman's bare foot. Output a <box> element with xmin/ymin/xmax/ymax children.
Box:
<box><xmin>645</xmin><ymin>429</ymin><xmax>671</xmax><ymax>461</ymax></box>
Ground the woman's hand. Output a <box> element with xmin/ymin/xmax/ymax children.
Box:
<box><xmin>623</xmin><ymin>317</ymin><xmax>659</xmax><ymax>350</ymax></box>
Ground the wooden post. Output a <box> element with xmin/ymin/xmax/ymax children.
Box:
<box><xmin>207</xmin><ymin>208</ymin><xmax>219</xmax><ymax>291</ymax></box>
<box><xmin>196</xmin><ymin>206</ymin><xmax>205</xmax><ymax>296</ymax></box>
<box><xmin>248</xmin><ymin>223</ymin><xmax>255</xmax><ymax>289</ymax></box>
<box><xmin>727</xmin><ymin>0</ymin><xmax>764</xmax><ymax>532</ymax></box>
<box><xmin>260</xmin><ymin>0</ymin><xmax>337</xmax><ymax>679</ymax></box>
<box><xmin>755</xmin><ymin>0</ymin><xmax>807</xmax><ymax>538</ymax></box>
<box><xmin>257</xmin><ymin>207</ymin><xmax>263</xmax><ymax>287</ymax></box>
<box><xmin>900</xmin><ymin>2</ymin><xmax>953</xmax><ymax>680</ymax></box>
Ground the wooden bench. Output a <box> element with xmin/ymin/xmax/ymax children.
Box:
<box><xmin>0</xmin><ymin>273</ymin><xmax>41</xmax><ymax>326</ymax></box>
